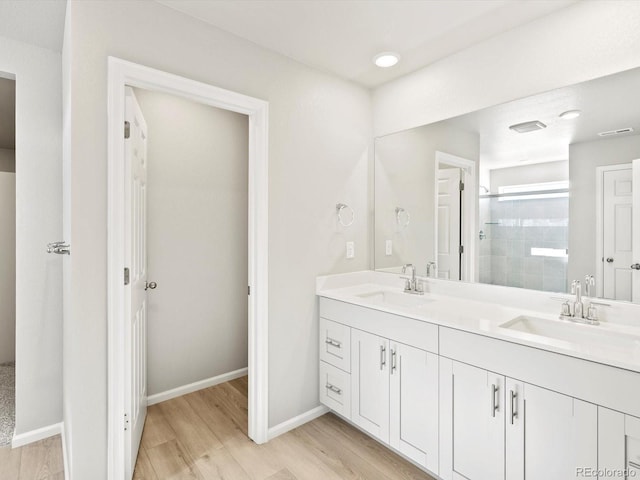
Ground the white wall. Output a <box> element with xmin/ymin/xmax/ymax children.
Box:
<box><xmin>0</xmin><ymin>148</ymin><xmax>15</xmax><ymax>172</ymax></box>
<box><xmin>568</xmin><ymin>134</ymin><xmax>640</xmax><ymax>285</ymax></box>
<box><xmin>0</xmin><ymin>35</ymin><xmax>62</xmax><ymax>435</ymax></box>
<box><xmin>373</xmin><ymin>1</ymin><xmax>640</xmax><ymax>136</ymax></box>
<box><xmin>63</xmin><ymin>2</ymin><xmax>371</xmax><ymax>477</ymax></box>
<box><xmin>375</xmin><ymin>122</ymin><xmax>479</xmax><ymax>271</ymax></box>
<box><xmin>0</xmin><ymin>172</ymin><xmax>15</xmax><ymax>364</ymax></box>
<box><xmin>132</xmin><ymin>88</ymin><xmax>249</xmax><ymax>396</ymax></box>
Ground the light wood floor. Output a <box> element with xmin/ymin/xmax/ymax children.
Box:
<box><xmin>0</xmin><ymin>435</ymin><xmax>64</xmax><ymax>480</ymax></box>
<box><xmin>135</xmin><ymin>376</ymin><xmax>435</xmax><ymax>480</ymax></box>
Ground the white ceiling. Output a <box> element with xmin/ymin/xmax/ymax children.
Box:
<box><xmin>157</xmin><ymin>0</ymin><xmax>576</xmax><ymax>88</ymax></box>
<box><xmin>440</xmin><ymin>66</ymin><xmax>640</xmax><ymax>170</ymax></box>
<box><xmin>0</xmin><ymin>0</ymin><xmax>66</xmax><ymax>52</ymax></box>
<box><xmin>0</xmin><ymin>77</ymin><xmax>15</xmax><ymax>150</ymax></box>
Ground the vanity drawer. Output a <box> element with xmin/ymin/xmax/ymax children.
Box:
<box><xmin>319</xmin><ymin>360</ymin><xmax>351</xmax><ymax>418</ymax></box>
<box><xmin>320</xmin><ymin>317</ymin><xmax>351</xmax><ymax>372</ymax></box>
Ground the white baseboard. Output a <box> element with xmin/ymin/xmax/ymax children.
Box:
<box><xmin>147</xmin><ymin>367</ymin><xmax>248</xmax><ymax>406</ymax></box>
<box><xmin>267</xmin><ymin>405</ymin><xmax>329</xmax><ymax>440</ymax></box>
<box><xmin>12</xmin><ymin>422</ymin><xmax>63</xmax><ymax>448</ymax></box>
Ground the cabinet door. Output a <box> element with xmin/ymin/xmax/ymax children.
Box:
<box><xmin>451</xmin><ymin>361</ymin><xmax>505</xmax><ymax>480</ymax></box>
<box><xmin>598</xmin><ymin>408</ymin><xmax>640</xmax><ymax>479</ymax></box>
<box><xmin>523</xmin><ymin>384</ymin><xmax>597</xmax><ymax>480</ymax></box>
<box><xmin>351</xmin><ymin>328</ymin><xmax>390</xmax><ymax>443</ymax></box>
<box><xmin>505</xmin><ymin>378</ymin><xmax>525</xmax><ymax>480</ymax></box>
<box><xmin>389</xmin><ymin>342</ymin><xmax>438</xmax><ymax>474</ymax></box>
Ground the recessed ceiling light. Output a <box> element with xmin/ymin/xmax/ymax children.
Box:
<box><xmin>559</xmin><ymin>110</ymin><xmax>581</xmax><ymax>120</ymax></box>
<box><xmin>373</xmin><ymin>52</ymin><xmax>400</xmax><ymax>68</ymax></box>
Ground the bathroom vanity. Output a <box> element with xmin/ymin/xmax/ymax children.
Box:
<box><xmin>317</xmin><ymin>271</ymin><xmax>640</xmax><ymax>480</ymax></box>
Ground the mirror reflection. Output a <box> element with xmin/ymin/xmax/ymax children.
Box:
<box><xmin>375</xmin><ymin>66</ymin><xmax>640</xmax><ymax>303</ymax></box>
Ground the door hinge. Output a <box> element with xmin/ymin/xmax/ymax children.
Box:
<box><xmin>124</xmin><ymin>121</ymin><xmax>130</xmax><ymax>139</ymax></box>
<box><xmin>124</xmin><ymin>413</ymin><xmax>129</xmax><ymax>431</ymax></box>
<box><xmin>248</xmin><ymin>286</ymin><xmax>251</xmax><ymax>295</ymax></box>
<box><xmin>459</xmin><ymin>181</ymin><xmax>465</xmax><ymax>192</ymax></box>
<box><xmin>124</xmin><ymin>267</ymin><xmax>130</xmax><ymax>285</ymax></box>
<box><xmin>459</xmin><ymin>245</ymin><xmax>464</xmax><ymax>255</ymax></box>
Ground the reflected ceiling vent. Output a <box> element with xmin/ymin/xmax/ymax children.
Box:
<box><xmin>509</xmin><ymin>120</ymin><xmax>547</xmax><ymax>133</ymax></box>
<box><xmin>598</xmin><ymin>127</ymin><xmax>634</xmax><ymax>137</ymax></box>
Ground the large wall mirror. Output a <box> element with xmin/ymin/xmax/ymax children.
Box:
<box><xmin>375</xmin><ymin>66</ymin><xmax>640</xmax><ymax>303</ymax></box>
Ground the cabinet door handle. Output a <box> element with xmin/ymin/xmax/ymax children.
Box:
<box><xmin>491</xmin><ymin>384</ymin><xmax>499</xmax><ymax>417</ymax></box>
<box><xmin>325</xmin><ymin>383</ymin><xmax>342</xmax><ymax>395</ymax></box>
<box><xmin>391</xmin><ymin>349</ymin><xmax>397</xmax><ymax>374</ymax></box>
<box><xmin>380</xmin><ymin>345</ymin><xmax>386</xmax><ymax>370</ymax></box>
<box><xmin>510</xmin><ymin>390</ymin><xmax>517</xmax><ymax>424</ymax></box>
<box><xmin>325</xmin><ymin>338</ymin><xmax>341</xmax><ymax>348</ymax></box>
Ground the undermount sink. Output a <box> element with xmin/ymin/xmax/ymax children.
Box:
<box><xmin>356</xmin><ymin>290</ymin><xmax>433</xmax><ymax>308</ymax></box>
<box><xmin>500</xmin><ymin>315</ymin><xmax>640</xmax><ymax>353</ymax></box>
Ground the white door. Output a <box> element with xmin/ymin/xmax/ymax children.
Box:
<box><xmin>389</xmin><ymin>342</ymin><xmax>438</xmax><ymax>474</ymax></box>
<box><xmin>603</xmin><ymin>166</ymin><xmax>633</xmax><ymax>301</ymax></box>
<box><xmin>451</xmin><ymin>361</ymin><xmax>504</xmax><ymax>480</ymax></box>
<box><xmin>437</xmin><ymin>168</ymin><xmax>462</xmax><ymax>280</ymax></box>
<box><xmin>124</xmin><ymin>86</ymin><xmax>148</xmax><ymax>479</ymax></box>
<box><xmin>632</xmin><ymin>159</ymin><xmax>640</xmax><ymax>302</ymax></box>
<box><xmin>522</xmin><ymin>384</ymin><xmax>597</xmax><ymax>479</ymax></box>
<box><xmin>351</xmin><ymin>329</ymin><xmax>389</xmax><ymax>443</ymax></box>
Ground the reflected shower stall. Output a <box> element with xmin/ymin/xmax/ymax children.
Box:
<box><xmin>478</xmin><ymin>186</ymin><xmax>569</xmax><ymax>293</ymax></box>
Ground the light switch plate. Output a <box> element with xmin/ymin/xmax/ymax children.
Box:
<box><xmin>346</xmin><ymin>241</ymin><xmax>355</xmax><ymax>259</ymax></box>
<box><xmin>385</xmin><ymin>240</ymin><xmax>392</xmax><ymax>256</ymax></box>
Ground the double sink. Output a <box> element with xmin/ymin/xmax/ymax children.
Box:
<box><xmin>355</xmin><ymin>288</ymin><xmax>640</xmax><ymax>356</ymax></box>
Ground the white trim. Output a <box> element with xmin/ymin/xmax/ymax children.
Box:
<box><xmin>107</xmin><ymin>57</ymin><xmax>269</xmax><ymax>480</ymax></box>
<box><xmin>61</xmin><ymin>422</ymin><xmax>70</xmax><ymax>480</ymax></box>
<box><xmin>267</xmin><ymin>406</ymin><xmax>329</xmax><ymax>440</ymax></box>
<box><xmin>595</xmin><ymin>163</ymin><xmax>632</xmax><ymax>298</ymax></box>
<box><xmin>11</xmin><ymin>422</ymin><xmax>62</xmax><ymax>448</ymax></box>
<box><xmin>435</xmin><ymin>151</ymin><xmax>477</xmax><ymax>283</ymax></box>
<box><xmin>147</xmin><ymin>368</ymin><xmax>248</xmax><ymax>406</ymax></box>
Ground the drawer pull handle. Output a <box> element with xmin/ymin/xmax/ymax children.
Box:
<box><xmin>326</xmin><ymin>383</ymin><xmax>342</xmax><ymax>395</ymax></box>
<box><xmin>325</xmin><ymin>338</ymin><xmax>342</xmax><ymax>348</ymax></box>
<box><xmin>629</xmin><ymin>461</ymin><xmax>640</xmax><ymax>470</ymax></box>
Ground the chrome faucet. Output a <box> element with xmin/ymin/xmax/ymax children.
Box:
<box><xmin>559</xmin><ymin>278</ymin><xmax>599</xmax><ymax>325</ymax></box>
<box><xmin>401</xmin><ymin>264</ymin><xmax>424</xmax><ymax>295</ymax></box>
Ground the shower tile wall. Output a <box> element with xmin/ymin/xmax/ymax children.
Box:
<box><xmin>478</xmin><ymin>196</ymin><xmax>568</xmax><ymax>293</ymax></box>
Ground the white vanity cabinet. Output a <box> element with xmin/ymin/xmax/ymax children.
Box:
<box><xmin>444</xmin><ymin>360</ymin><xmax>597</xmax><ymax>480</ymax></box>
<box><xmin>319</xmin><ymin>298</ymin><xmax>440</xmax><ymax>474</ymax></box>
<box><xmin>598</xmin><ymin>407</ymin><xmax>640</xmax><ymax>478</ymax></box>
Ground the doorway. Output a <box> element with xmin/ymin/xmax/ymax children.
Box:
<box><xmin>435</xmin><ymin>151</ymin><xmax>476</xmax><ymax>282</ymax></box>
<box><xmin>0</xmin><ymin>75</ymin><xmax>16</xmax><ymax>447</ymax></box>
<box><xmin>596</xmin><ymin>163</ymin><xmax>634</xmax><ymax>301</ymax></box>
<box><xmin>107</xmin><ymin>58</ymin><xmax>269</xmax><ymax>480</ymax></box>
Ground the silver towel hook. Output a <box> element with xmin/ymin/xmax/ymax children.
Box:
<box><xmin>336</xmin><ymin>203</ymin><xmax>355</xmax><ymax>227</ymax></box>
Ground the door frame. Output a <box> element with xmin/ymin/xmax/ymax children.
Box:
<box><xmin>435</xmin><ymin>151</ymin><xmax>476</xmax><ymax>282</ymax></box>
<box><xmin>595</xmin><ymin>163</ymin><xmax>631</xmax><ymax>298</ymax></box>
<box><xmin>106</xmin><ymin>57</ymin><xmax>269</xmax><ymax>480</ymax></box>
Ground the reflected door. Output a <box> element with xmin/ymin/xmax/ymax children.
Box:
<box><xmin>437</xmin><ymin>168</ymin><xmax>462</xmax><ymax>280</ymax></box>
<box><xmin>603</xmin><ymin>166</ymin><xmax>633</xmax><ymax>301</ymax></box>
<box><xmin>633</xmin><ymin>159</ymin><xmax>640</xmax><ymax>303</ymax></box>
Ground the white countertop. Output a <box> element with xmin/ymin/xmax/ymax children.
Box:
<box><xmin>316</xmin><ymin>271</ymin><xmax>640</xmax><ymax>373</ymax></box>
